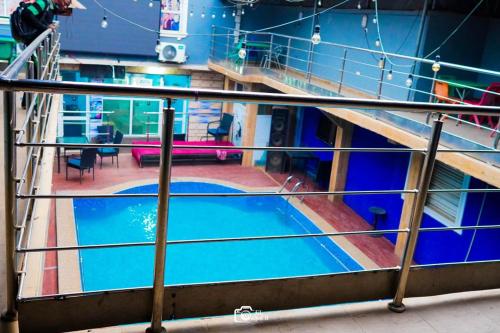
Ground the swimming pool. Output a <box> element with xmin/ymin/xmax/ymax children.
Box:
<box><xmin>74</xmin><ymin>182</ymin><xmax>363</xmax><ymax>291</ymax></box>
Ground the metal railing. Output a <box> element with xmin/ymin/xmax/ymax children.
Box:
<box><xmin>209</xmin><ymin>26</ymin><xmax>500</xmax><ymax>153</ymax></box>
<box><xmin>1</xmin><ymin>27</ymin><xmax>500</xmax><ymax>333</ymax></box>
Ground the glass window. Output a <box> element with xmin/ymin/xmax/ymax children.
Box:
<box><xmin>160</xmin><ymin>0</ymin><xmax>188</xmax><ymax>37</ymax></box>
<box><xmin>132</xmin><ymin>100</ymin><xmax>160</xmax><ymax>135</ymax></box>
<box><xmin>103</xmin><ymin>99</ymin><xmax>131</xmax><ymax>136</ymax></box>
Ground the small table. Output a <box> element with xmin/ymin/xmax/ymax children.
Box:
<box><xmin>443</xmin><ymin>79</ymin><xmax>488</xmax><ymax>102</ymax></box>
<box><xmin>56</xmin><ymin>136</ymin><xmax>88</xmax><ymax>173</ymax></box>
<box><xmin>284</xmin><ymin>151</ymin><xmax>319</xmax><ymax>179</ymax></box>
<box><xmin>369</xmin><ymin>206</ymin><xmax>386</xmax><ymax>237</ymax></box>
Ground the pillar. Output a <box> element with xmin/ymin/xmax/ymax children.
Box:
<box><xmin>328</xmin><ymin>121</ymin><xmax>353</xmax><ymax>203</ymax></box>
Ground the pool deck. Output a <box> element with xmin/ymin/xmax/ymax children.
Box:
<box><xmin>42</xmin><ymin>154</ymin><xmax>401</xmax><ymax>296</ymax></box>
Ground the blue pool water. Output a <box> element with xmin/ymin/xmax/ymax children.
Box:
<box><xmin>74</xmin><ymin>182</ymin><xmax>363</xmax><ymax>291</ymax></box>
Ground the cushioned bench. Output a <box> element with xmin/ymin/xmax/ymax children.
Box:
<box><xmin>131</xmin><ymin>140</ymin><xmax>243</xmax><ymax>167</ymax></box>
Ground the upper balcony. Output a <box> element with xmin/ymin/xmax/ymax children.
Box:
<box><xmin>208</xmin><ymin>27</ymin><xmax>500</xmax><ymax>174</ymax></box>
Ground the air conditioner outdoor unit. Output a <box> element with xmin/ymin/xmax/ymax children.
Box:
<box><xmin>158</xmin><ymin>42</ymin><xmax>186</xmax><ymax>63</ymax></box>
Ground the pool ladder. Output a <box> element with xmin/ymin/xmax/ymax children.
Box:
<box><xmin>278</xmin><ymin>175</ymin><xmax>309</xmax><ymax>203</ymax></box>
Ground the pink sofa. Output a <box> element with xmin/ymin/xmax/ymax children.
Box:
<box><xmin>131</xmin><ymin>140</ymin><xmax>243</xmax><ymax>167</ymax></box>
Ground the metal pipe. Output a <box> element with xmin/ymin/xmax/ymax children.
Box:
<box><xmin>17</xmin><ymin>228</ymin><xmax>409</xmax><ymax>254</ymax></box>
<box><xmin>17</xmin><ymin>189</ymin><xmax>419</xmax><ymax>200</ymax></box>
<box><xmin>377</xmin><ymin>57</ymin><xmax>386</xmax><ymax>99</ymax></box>
<box><xmin>388</xmin><ymin>114</ymin><xmax>444</xmax><ymax>313</ymax></box>
<box><xmin>419</xmin><ymin>224</ymin><xmax>500</xmax><ymax>232</ymax></box>
<box><xmin>1</xmin><ymin>91</ymin><xmax>17</xmax><ymax>321</ymax></box>
<box><xmin>2</xmin><ymin>79</ymin><xmax>498</xmax><ymax>116</ymax></box>
<box><xmin>338</xmin><ymin>49</ymin><xmax>348</xmax><ymax>95</ymax></box>
<box><xmin>148</xmin><ymin>102</ymin><xmax>175</xmax><ymax>333</ymax></box>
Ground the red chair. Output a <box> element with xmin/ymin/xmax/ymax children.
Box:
<box><xmin>459</xmin><ymin>83</ymin><xmax>500</xmax><ymax>128</ymax></box>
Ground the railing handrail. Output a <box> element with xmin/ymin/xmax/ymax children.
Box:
<box><xmin>1</xmin><ymin>25</ymin><xmax>57</xmax><ymax>80</ymax></box>
<box><xmin>1</xmin><ymin>78</ymin><xmax>499</xmax><ymax>116</ymax></box>
<box><xmin>216</xmin><ymin>26</ymin><xmax>500</xmax><ymax>78</ymax></box>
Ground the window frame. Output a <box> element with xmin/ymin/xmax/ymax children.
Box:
<box><xmin>160</xmin><ymin>0</ymin><xmax>189</xmax><ymax>38</ymax></box>
<box><xmin>403</xmin><ymin>158</ymin><xmax>470</xmax><ymax>233</ymax></box>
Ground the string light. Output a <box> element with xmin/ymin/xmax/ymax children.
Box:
<box><xmin>405</xmin><ymin>74</ymin><xmax>413</xmax><ymax>87</ymax></box>
<box><xmin>232</xmin><ymin>10</ymin><xmax>236</xmax><ymax>17</ymax></box>
<box><xmin>432</xmin><ymin>55</ymin><xmax>441</xmax><ymax>72</ymax></box>
<box><xmin>222</xmin><ymin>12</ymin><xmax>226</xmax><ymax>18</ymax></box>
<box><xmin>211</xmin><ymin>13</ymin><xmax>216</xmax><ymax>19</ymax></box>
<box><xmin>311</xmin><ymin>25</ymin><xmax>321</xmax><ymax>45</ymax></box>
<box><xmin>318</xmin><ymin>0</ymin><xmax>322</xmax><ymax>6</ymax></box>
<box><xmin>238</xmin><ymin>42</ymin><xmax>247</xmax><ymax>59</ymax></box>
<box><xmin>372</xmin><ymin>17</ymin><xmax>377</xmax><ymax>24</ymax></box>
<box><xmin>100</xmin><ymin>15</ymin><xmax>108</xmax><ymax>29</ymax></box>
<box><xmin>357</xmin><ymin>1</ymin><xmax>361</xmax><ymax>9</ymax></box>
<box><xmin>148</xmin><ymin>0</ymin><xmax>153</xmax><ymax>8</ymax></box>
<box><xmin>201</xmin><ymin>10</ymin><xmax>205</xmax><ymax>18</ymax></box>
<box><xmin>375</xmin><ymin>38</ymin><xmax>380</xmax><ymax>47</ymax></box>
<box><xmin>387</xmin><ymin>69</ymin><xmax>393</xmax><ymax>81</ymax></box>
<box><xmin>242</xmin><ymin>8</ymin><xmax>245</xmax><ymax>15</ymax></box>
<box><xmin>378</xmin><ymin>57</ymin><xmax>385</xmax><ymax>69</ymax></box>
<box><xmin>189</xmin><ymin>10</ymin><xmax>193</xmax><ymax>17</ymax></box>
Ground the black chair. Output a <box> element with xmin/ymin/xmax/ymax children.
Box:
<box><xmin>66</xmin><ymin>148</ymin><xmax>97</xmax><ymax>184</ymax></box>
<box><xmin>96</xmin><ymin>125</ymin><xmax>114</xmax><ymax>144</ymax></box>
<box><xmin>97</xmin><ymin>130</ymin><xmax>123</xmax><ymax>168</ymax></box>
<box><xmin>206</xmin><ymin>113</ymin><xmax>234</xmax><ymax>141</ymax></box>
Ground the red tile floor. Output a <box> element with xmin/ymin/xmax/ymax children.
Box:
<box><xmin>43</xmin><ymin>153</ymin><xmax>401</xmax><ymax>295</ymax></box>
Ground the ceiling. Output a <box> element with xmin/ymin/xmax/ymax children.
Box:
<box><xmin>237</xmin><ymin>0</ymin><xmax>500</xmax><ymax>17</ymax></box>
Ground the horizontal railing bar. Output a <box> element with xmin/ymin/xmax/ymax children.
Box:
<box><xmin>0</xmin><ymin>26</ymin><xmax>56</xmax><ymax>79</ymax></box>
<box><xmin>16</xmin><ymin>189</ymin><xmax>419</xmax><ymax>199</ymax></box>
<box><xmin>427</xmin><ymin>188</ymin><xmax>500</xmax><ymax>193</ymax></box>
<box><xmin>16</xmin><ymin>228</ymin><xmax>409</xmax><ymax>253</ymax></box>
<box><xmin>15</xmin><ymin>142</ymin><xmax>428</xmax><ymax>152</ymax></box>
<box><xmin>12</xmin><ymin>142</ymin><xmax>500</xmax><ymax>154</ymax></box>
<box><xmin>410</xmin><ymin>259</ymin><xmax>500</xmax><ymax>269</ymax></box>
<box><xmin>420</xmin><ymin>224</ymin><xmax>500</xmax><ymax>232</ymax></box>
<box><xmin>1</xmin><ymin>79</ymin><xmax>499</xmax><ymax>116</ymax></box>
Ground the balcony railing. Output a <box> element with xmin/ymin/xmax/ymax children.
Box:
<box><xmin>209</xmin><ymin>26</ymin><xmax>500</xmax><ymax>165</ymax></box>
<box><xmin>0</xmin><ymin>27</ymin><xmax>499</xmax><ymax>333</ymax></box>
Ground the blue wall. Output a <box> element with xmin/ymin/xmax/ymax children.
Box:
<box><xmin>241</xmin><ymin>6</ymin><xmax>421</xmax><ymax>100</ymax></box>
<box><xmin>341</xmin><ymin>124</ymin><xmax>500</xmax><ymax>264</ymax></box>
<box><xmin>58</xmin><ymin>0</ymin><xmax>233</xmax><ymax>64</ymax></box>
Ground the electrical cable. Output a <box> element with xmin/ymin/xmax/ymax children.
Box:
<box><xmin>423</xmin><ymin>0</ymin><xmax>486</xmax><ymax>59</ymax></box>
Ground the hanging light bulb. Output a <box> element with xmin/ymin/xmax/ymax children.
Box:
<box><xmin>375</xmin><ymin>38</ymin><xmax>380</xmax><ymax>47</ymax></box>
<box><xmin>356</xmin><ymin>70</ymin><xmax>361</xmax><ymax>76</ymax></box>
<box><xmin>211</xmin><ymin>13</ymin><xmax>216</xmax><ymax>19</ymax></box>
<box><xmin>378</xmin><ymin>57</ymin><xmax>385</xmax><ymax>69</ymax></box>
<box><xmin>318</xmin><ymin>0</ymin><xmax>322</xmax><ymax>6</ymax></box>
<box><xmin>155</xmin><ymin>39</ymin><xmax>161</xmax><ymax>53</ymax></box>
<box><xmin>406</xmin><ymin>74</ymin><xmax>413</xmax><ymax>87</ymax></box>
<box><xmin>372</xmin><ymin>17</ymin><xmax>377</xmax><ymax>24</ymax></box>
<box><xmin>100</xmin><ymin>16</ymin><xmax>108</xmax><ymax>29</ymax></box>
<box><xmin>387</xmin><ymin>70</ymin><xmax>393</xmax><ymax>81</ymax></box>
<box><xmin>148</xmin><ymin>0</ymin><xmax>153</xmax><ymax>8</ymax></box>
<box><xmin>238</xmin><ymin>42</ymin><xmax>247</xmax><ymax>59</ymax></box>
<box><xmin>357</xmin><ymin>1</ymin><xmax>362</xmax><ymax>9</ymax></box>
<box><xmin>299</xmin><ymin>11</ymin><xmax>303</xmax><ymax>20</ymax></box>
<box><xmin>222</xmin><ymin>12</ymin><xmax>226</xmax><ymax>18</ymax></box>
<box><xmin>232</xmin><ymin>10</ymin><xmax>236</xmax><ymax>17</ymax></box>
<box><xmin>189</xmin><ymin>10</ymin><xmax>193</xmax><ymax>17</ymax></box>
<box><xmin>201</xmin><ymin>11</ymin><xmax>205</xmax><ymax>18</ymax></box>
<box><xmin>311</xmin><ymin>25</ymin><xmax>321</xmax><ymax>45</ymax></box>
<box><xmin>250</xmin><ymin>3</ymin><xmax>253</xmax><ymax>7</ymax></box>
<box><xmin>242</xmin><ymin>8</ymin><xmax>245</xmax><ymax>15</ymax></box>
<box><xmin>432</xmin><ymin>55</ymin><xmax>441</xmax><ymax>72</ymax></box>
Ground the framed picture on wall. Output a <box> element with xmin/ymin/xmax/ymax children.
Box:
<box><xmin>160</xmin><ymin>0</ymin><xmax>188</xmax><ymax>37</ymax></box>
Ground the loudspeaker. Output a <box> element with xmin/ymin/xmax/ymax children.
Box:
<box><xmin>266</xmin><ymin>106</ymin><xmax>295</xmax><ymax>172</ymax></box>
<box><xmin>114</xmin><ymin>66</ymin><xmax>126</xmax><ymax>79</ymax></box>
<box><xmin>80</xmin><ymin>65</ymin><xmax>113</xmax><ymax>79</ymax></box>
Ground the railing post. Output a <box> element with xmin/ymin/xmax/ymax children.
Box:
<box><xmin>26</xmin><ymin>60</ymin><xmax>35</xmax><ymax>197</ymax></box>
<box><xmin>210</xmin><ymin>25</ymin><xmax>216</xmax><ymax>60</ymax></box>
<box><xmin>1</xmin><ymin>91</ymin><xmax>18</xmax><ymax>322</ymax></box>
<box><xmin>377</xmin><ymin>57</ymin><xmax>386</xmax><ymax>99</ymax></box>
<box><xmin>284</xmin><ymin>37</ymin><xmax>291</xmax><ymax>78</ymax></box>
<box><xmin>388</xmin><ymin>114</ymin><xmax>444</xmax><ymax>313</ymax></box>
<box><xmin>338</xmin><ymin>48</ymin><xmax>348</xmax><ymax>95</ymax></box>
<box><xmin>267</xmin><ymin>34</ymin><xmax>274</xmax><ymax>69</ymax></box>
<box><xmin>147</xmin><ymin>100</ymin><xmax>175</xmax><ymax>333</ymax></box>
<box><xmin>225</xmin><ymin>28</ymin><xmax>230</xmax><ymax>64</ymax></box>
